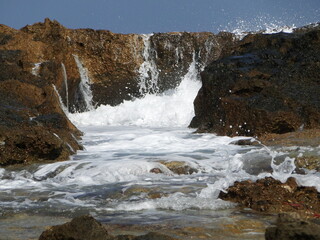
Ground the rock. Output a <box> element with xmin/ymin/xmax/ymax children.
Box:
<box><xmin>258</xmin><ymin>129</ymin><xmax>320</xmax><ymax>172</ymax></box>
<box><xmin>259</xmin><ymin>129</ymin><xmax>320</xmax><ymax>147</ymax></box>
<box><xmin>39</xmin><ymin>215</ymin><xmax>112</xmax><ymax>240</ymax></box>
<box><xmin>1</xmin><ymin>19</ymin><xmax>236</xmax><ymax>111</ymax></box>
<box><xmin>265</xmin><ymin>213</ymin><xmax>320</xmax><ymax>240</ymax></box>
<box><xmin>39</xmin><ymin>215</ymin><xmax>178</xmax><ymax>240</ymax></box>
<box><xmin>159</xmin><ymin>161</ymin><xmax>198</xmax><ymax>175</ymax></box>
<box><xmin>190</xmin><ymin>25</ymin><xmax>320</xmax><ymax>137</ymax></box>
<box><xmin>0</xmin><ymin>19</ymin><xmax>236</xmax><ymax>165</ymax></box>
<box><xmin>0</xmin><ymin>80</ymin><xmax>82</xmax><ymax>166</ymax></box>
<box><xmin>132</xmin><ymin>232</ymin><xmax>177</xmax><ymax>240</ymax></box>
<box><xmin>219</xmin><ymin>177</ymin><xmax>320</xmax><ymax>216</ymax></box>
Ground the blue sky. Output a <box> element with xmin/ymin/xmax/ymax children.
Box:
<box><xmin>0</xmin><ymin>0</ymin><xmax>319</xmax><ymax>33</ymax></box>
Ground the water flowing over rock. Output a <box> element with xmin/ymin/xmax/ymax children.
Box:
<box><xmin>0</xmin><ymin>18</ymin><xmax>236</xmax><ymax>165</ymax></box>
<box><xmin>1</xmin><ymin>18</ymin><xmax>235</xmax><ymax>112</ymax></box>
<box><xmin>190</xmin><ymin>24</ymin><xmax>320</xmax><ymax>136</ymax></box>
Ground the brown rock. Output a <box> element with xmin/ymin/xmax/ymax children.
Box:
<box><xmin>1</xmin><ymin>19</ymin><xmax>236</xmax><ymax>112</ymax></box>
<box><xmin>39</xmin><ymin>215</ymin><xmax>178</xmax><ymax>240</ymax></box>
<box><xmin>265</xmin><ymin>213</ymin><xmax>320</xmax><ymax>240</ymax></box>
<box><xmin>159</xmin><ymin>161</ymin><xmax>198</xmax><ymax>175</ymax></box>
<box><xmin>0</xmin><ymin>80</ymin><xmax>82</xmax><ymax>166</ymax></box>
<box><xmin>190</xmin><ymin>25</ymin><xmax>320</xmax><ymax>137</ymax></box>
<box><xmin>39</xmin><ymin>215</ymin><xmax>112</xmax><ymax>240</ymax></box>
<box><xmin>219</xmin><ymin>177</ymin><xmax>320</xmax><ymax>216</ymax></box>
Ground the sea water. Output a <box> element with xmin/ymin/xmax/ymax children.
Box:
<box><xmin>1</xmin><ymin>24</ymin><xmax>320</xmax><ymax>239</ymax></box>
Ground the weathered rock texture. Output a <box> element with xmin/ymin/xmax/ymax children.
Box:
<box><xmin>265</xmin><ymin>213</ymin><xmax>320</xmax><ymax>240</ymax></box>
<box><xmin>190</xmin><ymin>25</ymin><xmax>320</xmax><ymax>136</ymax></box>
<box><xmin>219</xmin><ymin>177</ymin><xmax>320</xmax><ymax>217</ymax></box>
<box><xmin>1</xmin><ymin>18</ymin><xmax>235</xmax><ymax>112</ymax></box>
<box><xmin>0</xmin><ymin>19</ymin><xmax>237</xmax><ymax>165</ymax></box>
<box><xmin>39</xmin><ymin>215</ymin><xmax>178</xmax><ymax>240</ymax></box>
<box><xmin>0</xmin><ymin>72</ymin><xmax>82</xmax><ymax>166</ymax></box>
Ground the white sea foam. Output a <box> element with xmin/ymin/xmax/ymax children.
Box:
<box><xmin>69</xmin><ymin>55</ymin><xmax>201</xmax><ymax>128</ymax></box>
<box><xmin>223</xmin><ymin>17</ymin><xmax>295</xmax><ymax>40</ymax></box>
<box><xmin>73</xmin><ymin>54</ymin><xmax>94</xmax><ymax>111</ymax></box>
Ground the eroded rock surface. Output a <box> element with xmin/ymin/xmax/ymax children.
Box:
<box><xmin>219</xmin><ymin>177</ymin><xmax>320</xmax><ymax>217</ymax></box>
<box><xmin>0</xmin><ymin>80</ymin><xmax>82</xmax><ymax>166</ymax></box>
<box><xmin>1</xmin><ymin>18</ymin><xmax>236</xmax><ymax>112</ymax></box>
<box><xmin>190</xmin><ymin>25</ymin><xmax>320</xmax><ymax>136</ymax></box>
<box><xmin>265</xmin><ymin>213</ymin><xmax>320</xmax><ymax>240</ymax></box>
<box><xmin>39</xmin><ymin>215</ymin><xmax>178</xmax><ymax>240</ymax></box>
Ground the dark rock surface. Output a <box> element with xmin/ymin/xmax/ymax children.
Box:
<box><xmin>39</xmin><ymin>215</ymin><xmax>178</xmax><ymax>240</ymax></box>
<box><xmin>265</xmin><ymin>213</ymin><xmax>320</xmax><ymax>240</ymax></box>
<box><xmin>39</xmin><ymin>215</ymin><xmax>112</xmax><ymax>240</ymax></box>
<box><xmin>190</xmin><ymin>25</ymin><xmax>320</xmax><ymax>136</ymax></box>
<box><xmin>219</xmin><ymin>177</ymin><xmax>320</xmax><ymax>216</ymax></box>
<box><xmin>0</xmin><ymin>80</ymin><xmax>82</xmax><ymax>166</ymax></box>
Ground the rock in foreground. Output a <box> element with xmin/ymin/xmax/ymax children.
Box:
<box><xmin>265</xmin><ymin>213</ymin><xmax>320</xmax><ymax>240</ymax></box>
<box><xmin>0</xmin><ymin>80</ymin><xmax>82</xmax><ymax>166</ymax></box>
<box><xmin>219</xmin><ymin>177</ymin><xmax>320</xmax><ymax>216</ymax></box>
<box><xmin>39</xmin><ymin>215</ymin><xmax>178</xmax><ymax>240</ymax></box>
<box><xmin>190</xmin><ymin>25</ymin><xmax>320</xmax><ymax>136</ymax></box>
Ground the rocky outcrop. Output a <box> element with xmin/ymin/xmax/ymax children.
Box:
<box><xmin>219</xmin><ymin>177</ymin><xmax>320</xmax><ymax>217</ymax></box>
<box><xmin>39</xmin><ymin>215</ymin><xmax>178</xmax><ymax>240</ymax></box>
<box><xmin>0</xmin><ymin>79</ymin><xmax>82</xmax><ymax>166</ymax></box>
<box><xmin>1</xmin><ymin>18</ymin><xmax>236</xmax><ymax>112</ymax></box>
<box><xmin>0</xmin><ymin>19</ymin><xmax>237</xmax><ymax>165</ymax></box>
<box><xmin>265</xmin><ymin>213</ymin><xmax>320</xmax><ymax>240</ymax></box>
<box><xmin>190</xmin><ymin>25</ymin><xmax>320</xmax><ymax>136</ymax></box>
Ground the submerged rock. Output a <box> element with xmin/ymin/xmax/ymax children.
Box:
<box><xmin>265</xmin><ymin>213</ymin><xmax>320</xmax><ymax>240</ymax></box>
<box><xmin>219</xmin><ymin>177</ymin><xmax>320</xmax><ymax>216</ymax></box>
<box><xmin>190</xmin><ymin>25</ymin><xmax>320</xmax><ymax>137</ymax></box>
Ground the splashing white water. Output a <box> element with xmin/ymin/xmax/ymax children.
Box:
<box><xmin>222</xmin><ymin>16</ymin><xmax>296</xmax><ymax>40</ymax></box>
<box><xmin>61</xmin><ymin>63</ymin><xmax>69</xmax><ymax>110</ymax></box>
<box><xmin>69</xmin><ymin>55</ymin><xmax>201</xmax><ymax>128</ymax></box>
<box><xmin>138</xmin><ymin>34</ymin><xmax>160</xmax><ymax>95</ymax></box>
<box><xmin>73</xmin><ymin>54</ymin><xmax>94</xmax><ymax>111</ymax></box>
<box><xmin>52</xmin><ymin>84</ymin><xmax>68</xmax><ymax>114</ymax></box>
<box><xmin>31</xmin><ymin>62</ymin><xmax>42</xmax><ymax>76</ymax></box>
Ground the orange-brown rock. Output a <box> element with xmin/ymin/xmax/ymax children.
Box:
<box><xmin>219</xmin><ymin>177</ymin><xmax>320</xmax><ymax>217</ymax></box>
<box><xmin>0</xmin><ymin>19</ymin><xmax>238</xmax><ymax>166</ymax></box>
<box><xmin>1</xmin><ymin>18</ymin><xmax>236</xmax><ymax>112</ymax></box>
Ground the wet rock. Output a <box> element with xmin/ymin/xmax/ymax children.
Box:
<box><xmin>260</xmin><ymin>129</ymin><xmax>320</xmax><ymax>147</ymax></box>
<box><xmin>150</xmin><ymin>168</ymin><xmax>163</xmax><ymax>174</ymax></box>
<box><xmin>219</xmin><ymin>177</ymin><xmax>320</xmax><ymax>216</ymax></box>
<box><xmin>39</xmin><ymin>215</ymin><xmax>178</xmax><ymax>240</ymax></box>
<box><xmin>159</xmin><ymin>161</ymin><xmax>198</xmax><ymax>175</ymax></box>
<box><xmin>1</xmin><ymin>19</ymin><xmax>236</xmax><ymax>112</ymax></box>
<box><xmin>265</xmin><ymin>213</ymin><xmax>320</xmax><ymax>240</ymax></box>
<box><xmin>39</xmin><ymin>215</ymin><xmax>111</xmax><ymax>240</ymax></box>
<box><xmin>295</xmin><ymin>155</ymin><xmax>320</xmax><ymax>171</ymax></box>
<box><xmin>0</xmin><ymin>80</ymin><xmax>82</xmax><ymax>166</ymax></box>
<box><xmin>190</xmin><ymin>25</ymin><xmax>320</xmax><ymax>137</ymax></box>
<box><xmin>131</xmin><ymin>232</ymin><xmax>177</xmax><ymax>240</ymax></box>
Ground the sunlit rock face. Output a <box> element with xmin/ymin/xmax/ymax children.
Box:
<box><xmin>0</xmin><ymin>18</ymin><xmax>236</xmax><ymax>165</ymax></box>
<box><xmin>1</xmin><ymin>18</ymin><xmax>235</xmax><ymax>111</ymax></box>
<box><xmin>190</xmin><ymin>25</ymin><xmax>320</xmax><ymax>136</ymax></box>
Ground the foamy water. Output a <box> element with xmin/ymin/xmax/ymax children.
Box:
<box><xmin>1</xmin><ymin>23</ymin><xmax>319</xmax><ymax>239</ymax></box>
